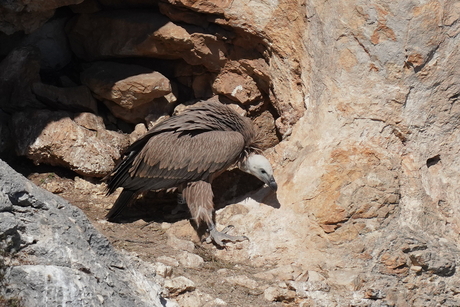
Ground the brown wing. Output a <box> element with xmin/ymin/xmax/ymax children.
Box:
<box><xmin>120</xmin><ymin>130</ymin><xmax>245</xmax><ymax>191</ymax></box>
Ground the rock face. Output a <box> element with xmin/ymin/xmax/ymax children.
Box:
<box><xmin>0</xmin><ymin>159</ymin><xmax>163</xmax><ymax>306</ymax></box>
<box><xmin>2</xmin><ymin>0</ymin><xmax>460</xmax><ymax>306</ymax></box>
<box><xmin>208</xmin><ymin>0</ymin><xmax>460</xmax><ymax>306</ymax></box>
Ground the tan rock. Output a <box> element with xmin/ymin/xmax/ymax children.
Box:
<box><xmin>215</xmin><ymin>1</ymin><xmax>306</xmax><ymax>132</ymax></box>
<box><xmin>175</xmin><ymin>290</ymin><xmax>215</xmax><ymax>307</ymax></box>
<box><xmin>212</xmin><ymin>70</ymin><xmax>261</xmax><ymax>104</ymax></box>
<box><xmin>380</xmin><ymin>252</ymin><xmax>409</xmax><ymax>276</ymax></box>
<box><xmin>11</xmin><ymin>110</ymin><xmax>129</xmax><ymax>177</ymax></box>
<box><xmin>146</xmin><ymin>114</ymin><xmax>170</xmax><ymax>130</ymax></box>
<box><xmin>80</xmin><ymin>61</ymin><xmax>172</xmax><ymax>108</ymax></box>
<box><xmin>263</xmin><ymin>286</ymin><xmax>295</xmax><ymax>303</ymax></box>
<box><xmin>164</xmin><ymin>276</ymin><xmax>195</xmax><ymax>297</ymax></box>
<box><xmin>212</xmin><ymin>60</ymin><xmax>267</xmax><ymax>105</ymax></box>
<box><xmin>155</xmin><ymin>262</ymin><xmax>173</xmax><ymax>278</ymax></box>
<box><xmin>176</xmin><ymin>251</ymin><xmax>204</xmax><ymax>268</ymax></box>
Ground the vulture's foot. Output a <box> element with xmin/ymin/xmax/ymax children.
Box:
<box><xmin>205</xmin><ymin>225</ymin><xmax>249</xmax><ymax>247</ymax></box>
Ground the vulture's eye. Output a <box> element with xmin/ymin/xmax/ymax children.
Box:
<box><xmin>260</xmin><ymin>169</ymin><xmax>266</xmax><ymax>174</ymax></box>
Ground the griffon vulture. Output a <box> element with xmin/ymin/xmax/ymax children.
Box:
<box><xmin>105</xmin><ymin>101</ymin><xmax>277</xmax><ymax>246</ymax></box>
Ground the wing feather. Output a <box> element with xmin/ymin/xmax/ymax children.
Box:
<box><xmin>121</xmin><ymin>130</ymin><xmax>245</xmax><ymax>191</ymax></box>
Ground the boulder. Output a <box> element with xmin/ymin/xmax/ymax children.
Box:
<box><xmin>0</xmin><ymin>158</ymin><xmax>164</xmax><ymax>306</ymax></box>
<box><xmin>80</xmin><ymin>61</ymin><xmax>172</xmax><ymax>109</ymax></box>
<box><xmin>11</xmin><ymin>110</ymin><xmax>129</xmax><ymax>177</ymax></box>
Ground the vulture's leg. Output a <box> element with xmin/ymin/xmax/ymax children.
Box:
<box><xmin>182</xmin><ymin>181</ymin><xmax>248</xmax><ymax>247</ymax></box>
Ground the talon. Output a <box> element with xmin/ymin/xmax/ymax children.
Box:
<box><xmin>205</xmin><ymin>225</ymin><xmax>249</xmax><ymax>247</ymax></box>
<box><xmin>221</xmin><ymin>225</ymin><xmax>235</xmax><ymax>234</ymax></box>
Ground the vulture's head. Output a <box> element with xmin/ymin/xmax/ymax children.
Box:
<box><xmin>239</xmin><ymin>154</ymin><xmax>277</xmax><ymax>191</ymax></box>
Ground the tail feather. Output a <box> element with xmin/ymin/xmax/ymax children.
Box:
<box><xmin>106</xmin><ymin>189</ymin><xmax>136</xmax><ymax>222</ymax></box>
<box><xmin>105</xmin><ymin>151</ymin><xmax>137</xmax><ymax>195</ymax></box>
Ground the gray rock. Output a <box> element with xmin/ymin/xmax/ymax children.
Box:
<box><xmin>0</xmin><ymin>159</ymin><xmax>164</xmax><ymax>306</ymax></box>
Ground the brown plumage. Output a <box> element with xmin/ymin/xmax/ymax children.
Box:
<box><xmin>105</xmin><ymin>100</ymin><xmax>277</xmax><ymax>246</ymax></box>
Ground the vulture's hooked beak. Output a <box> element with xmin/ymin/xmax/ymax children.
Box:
<box><xmin>268</xmin><ymin>177</ymin><xmax>278</xmax><ymax>191</ymax></box>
